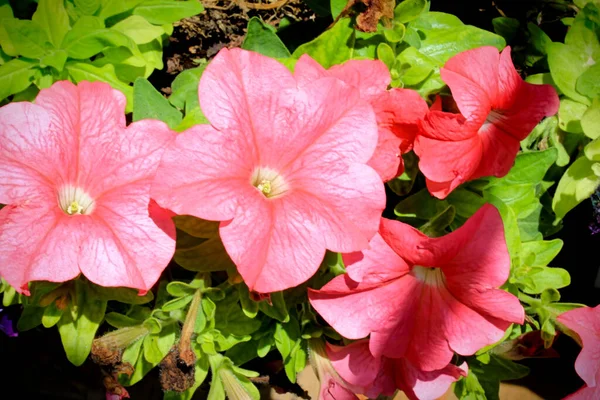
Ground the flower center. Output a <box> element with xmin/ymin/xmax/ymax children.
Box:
<box><xmin>251</xmin><ymin>167</ymin><xmax>288</xmax><ymax>199</ymax></box>
<box><xmin>411</xmin><ymin>266</ymin><xmax>445</xmax><ymax>287</ymax></box>
<box><xmin>57</xmin><ymin>185</ymin><xmax>95</xmax><ymax>215</ymax></box>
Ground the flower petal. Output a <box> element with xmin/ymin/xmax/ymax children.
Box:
<box><xmin>440</xmin><ymin>46</ymin><xmax>500</xmax><ymax>123</ymax></box>
<box><xmin>152</xmin><ymin>124</ymin><xmax>255</xmax><ymax>221</ymax></box>
<box><xmin>220</xmin><ymin>194</ymin><xmax>325</xmax><ymax>293</ymax></box>
<box><xmin>564</xmin><ymin>384</ymin><xmax>600</xmax><ymax>400</ymax></box>
<box><xmin>471</xmin><ymin>125</ymin><xmax>521</xmax><ymax>179</ymax></box>
<box><xmin>0</xmin><ymin>204</ymin><xmax>81</xmax><ymax>294</ymax></box>
<box><xmin>294</xmin><ymin>54</ymin><xmax>327</xmax><ymax>86</ymax></box>
<box><xmin>557</xmin><ymin>306</ymin><xmax>600</xmax><ymax>388</ymax></box>
<box><xmin>291</xmin><ymin>163</ymin><xmax>385</xmax><ymax>253</ymax></box>
<box><xmin>327</xmin><ymin>59</ymin><xmax>391</xmax><ymax>101</ymax></box>
<box><xmin>0</xmin><ymin>102</ymin><xmax>57</xmax><ymax>204</ymax></box>
<box><xmin>394</xmin><ymin>359</ymin><xmax>466</xmax><ymax>400</ymax></box>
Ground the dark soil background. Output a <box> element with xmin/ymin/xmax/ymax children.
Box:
<box><xmin>1</xmin><ymin>1</ymin><xmax>599</xmax><ymax>399</ymax></box>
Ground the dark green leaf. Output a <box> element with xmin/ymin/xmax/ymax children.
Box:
<box><xmin>133</xmin><ymin>77</ymin><xmax>182</xmax><ymax>127</ymax></box>
<box><xmin>492</xmin><ymin>17</ymin><xmax>519</xmax><ymax>44</ymax></box>
<box><xmin>242</xmin><ymin>17</ymin><xmax>290</xmax><ymax>58</ymax></box>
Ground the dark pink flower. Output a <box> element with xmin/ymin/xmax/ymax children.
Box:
<box><xmin>327</xmin><ymin>340</ymin><xmax>466</xmax><ymax>400</ymax></box>
<box><xmin>294</xmin><ymin>55</ymin><xmax>429</xmax><ymax>182</ymax></box>
<box><xmin>414</xmin><ymin>46</ymin><xmax>559</xmax><ymax>198</ymax></box>
<box><xmin>152</xmin><ymin>49</ymin><xmax>385</xmax><ymax>293</ymax></box>
<box><xmin>558</xmin><ymin>305</ymin><xmax>600</xmax><ymax>399</ymax></box>
<box><xmin>0</xmin><ymin>81</ymin><xmax>176</xmax><ymax>294</ymax></box>
<box><xmin>309</xmin><ymin>204</ymin><xmax>524</xmax><ymax>371</ymax></box>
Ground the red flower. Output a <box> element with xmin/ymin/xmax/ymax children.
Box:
<box><xmin>309</xmin><ymin>204</ymin><xmax>524</xmax><ymax>371</ymax></box>
<box><xmin>414</xmin><ymin>46</ymin><xmax>559</xmax><ymax>198</ymax></box>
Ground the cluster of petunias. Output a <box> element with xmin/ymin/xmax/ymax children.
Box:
<box><xmin>0</xmin><ymin>45</ymin><xmax>559</xmax><ymax>398</ymax></box>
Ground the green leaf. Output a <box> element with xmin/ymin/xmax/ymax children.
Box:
<box><xmin>66</xmin><ymin>62</ymin><xmax>133</xmax><ymax>112</ymax></box>
<box><xmin>99</xmin><ymin>0</ymin><xmax>145</xmax><ymax>20</ymax></box>
<box><xmin>215</xmin><ymin>291</ymin><xmax>261</xmax><ymax>337</ymax></box>
<box><xmin>330</xmin><ymin>0</ymin><xmax>346</xmax><ymax>19</ymax></box>
<box><xmin>577</xmin><ymin>63</ymin><xmax>600</xmax><ymax>99</ymax></box>
<box><xmin>0</xmin><ymin>58</ymin><xmax>39</xmax><ymax>101</ymax></box>
<box><xmin>446</xmin><ymin>188</ymin><xmax>485</xmax><ymax>219</ymax></box>
<box><xmin>42</xmin><ymin>302</ymin><xmax>64</xmax><ymax>328</ymax></box>
<box><xmin>383</xmin><ymin>22</ymin><xmax>405</xmax><ymax>43</ymax></box>
<box><xmin>258</xmin><ymin>291</ymin><xmax>289</xmax><ymax>323</ymax></box>
<box><xmin>133</xmin><ymin>0</ymin><xmax>204</xmax><ymax>25</ymax></box>
<box><xmin>395</xmin><ymin>46</ymin><xmax>437</xmax><ymax>86</ymax></box>
<box><xmin>410</xmin><ymin>12</ymin><xmax>506</xmax><ymax>64</ymax></box>
<box><xmin>162</xmin><ymin>295</ymin><xmax>193</xmax><ymax>312</ymax></box>
<box><xmin>492</xmin><ymin>17</ymin><xmax>520</xmax><ymax>44</ymax></box>
<box><xmin>582</xmin><ymin>101</ymin><xmax>600</xmax><ymax>139</ymax></box>
<box><xmin>518</xmin><ymin>266</ymin><xmax>571</xmax><ymax>294</ymax></box>
<box><xmin>0</xmin><ymin>19</ymin><xmax>53</xmax><ymax>58</ymax></box>
<box><xmin>175</xmin><ymin>237</ymin><xmax>236</xmax><ymax>272</ymax></box>
<box><xmin>487</xmin><ymin>149</ymin><xmax>558</xmax><ymax>187</ymax></box>
<box><xmin>143</xmin><ymin>322</ymin><xmax>176</xmax><ymax>364</ymax></box>
<box><xmin>558</xmin><ymin>98</ymin><xmax>588</xmax><ymax>133</ymax></box>
<box><xmin>18</xmin><ymin>305</ymin><xmax>44</xmax><ymax>331</ymax></box>
<box><xmin>57</xmin><ymin>280</ymin><xmax>107</xmax><ymax>366</ymax></box>
<box><xmin>552</xmin><ymin>156</ymin><xmax>600</xmax><ymax>220</ymax></box>
<box><xmin>112</xmin><ymin>15</ymin><xmax>165</xmax><ymax>44</ymax></box>
<box><xmin>119</xmin><ymin>338</ymin><xmax>151</xmax><ymax>385</ymax></box>
<box><xmin>395</xmin><ymin>0</ymin><xmax>427</xmax><ymax>24</ymax></box>
<box><xmin>133</xmin><ymin>77</ymin><xmax>182</xmax><ymax>128</ymax></box>
<box><xmin>169</xmin><ymin>65</ymin><xmax>206</xmax><ymax>111</ymax></box>
<box><xmin>74</xmin><ymin>0</ymin><xmax>101</xmax><ymax>15</ymax></box>
<box><xmin>485</xmin><ymin>194</ymin><xmax>521</xmax><ymax>268</ymax></box>
<box><xmin>586</xmin><ymin>137</ymin><xmax>600</xmax><ymax>161</ymax></box>
<box><xmin>292</xmin><ymin>18</ymin><xmax>355</xmax><ymax>68</ymax></box>
<box><xmin>61</xmin><ymin>16</ymin><xmax>135</xmax><ymax>59</ymax></box>
<box><xmin>521</xmin><ymin>239</ymin><xmax>563</xmax><ymax>267</ymax></box>
<box><xmin>174</xmin><ymin>215</ymin><xmax>218</xmax><ymax>238</ymax></box>
<box><xmin>237</xmin><ymin>283</ymin><xmax>259</xmax><ymax>319</ymax></box>
<box><xmin>40</xmin><ymin>49</ymin><xmax>68</xmax><ymax>71</ymax></box>
<box><xmin>0</xmin><ymin>1</ymin><xmax>13</xmax><ymax>20</ymax></box>
<box><xmin>547</xmin><ymin>42</ymin><xmax>592</xmax><ymax>105</ymax></box>
<box><xmin>419</xmin><ymin>205</ymin><xmax>456</xmax><ymax>237</ymax></box>
<box><xmin>105</xmin><ymin>312</ymin><xmax>145</xmax><ymax>328</ymax></box>
<box><xmin>33</xmin><ymin>0</ymin><xmax>70</xmax><ymax>47</ymax></box>
<box><xmin>274</xmin><ymin>319</ymin><xmax>303</xmax><ymax>383</ymax></box>
<box><xmin>242</xmin><ymin>17</ymin><xmax>290</xmax><ymax>58</ymax></box>
<box><xmin>376</xmin><ymin>42</ymin><xmax>395</xmax><ymax>69</ymax></box>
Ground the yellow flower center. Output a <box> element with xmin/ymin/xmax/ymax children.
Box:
<box><xmin>251</xmin><ymin>167</ymin><xmax>288</xmax><ymax>199</ymax></box>
<box><xmin>411</xmin><ymin>266</ymin><xmax>446</xmax><ymax>287</ymax></box>
<box><xmin>58</xmin><ymin>185</ymin><xmax>95</xmax><ymax>215</ymax></box>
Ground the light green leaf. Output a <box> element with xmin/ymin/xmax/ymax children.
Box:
<box><xmin>99</xmin><ymin>0</ymin><xmax>145</xmax><ymax>20</ymax></box>
<box><xmin>133</xmin><ymin>0</ymin><xmax>204</xmax><ymax>25</ymax></box>
<box><xmin>274</xmin><ymin>319</ymin><xmax>303</xmax><ymax>383</ymax></box>
<box><xmin>330</xmin><ymin>0</ymin><xmax>346</xmax><ymax>19</ymax></box>
<box><xmin>487</xmin><ymin>149</ymin><xmax>558</xmax><ymax>187</ymax></box>
<box><xmin>585</xmin><ymin>137</ymin><xmax>600</xmax><ymax>161</ymax></box>
<box><xmin>215</xmin><ymin>291</ymin><xmax>261</xmax><ymax>337</ymax></box>
<box><xmin>112</xmin><ymin>15</ymin><xmax>165</xmax><ymax>44</ymax></box>
<box><xmin>582</xmin><ymin>101</ymin><xmax>600</xmax><ymax>139</ymax></box>
<box><xmin>92</xmin><ymin>285</ymin><xmax>154</xmax><ymax>304</ymax></box>
<box><xmin>447</xmin><ymin>188</ymin><xmax>485</xmax><ymax>218</ymax></box>
<box><xmin>395</xmin><ymin>46</ymin><xmax>436</xmax><ymax>86</ymax></box>
<box><xmin>0</xmin><ymin>58</ymin><xmax>39</xmax><ymax>101</ymax></box>
<box><xmin>242</xmin><ymin>17</ymin><xmax>290</xmax><ymax>58</ymax></box>
<box><xmin>548</xmin><ymin>42</ymin><xmax>592</xmax><ymax>105</ymax></box>
<box><xmin>258</xmin><ymin>291</ymin><xmax>289</xmax><ymax>323</ymax></box>
<box><xmin>292</xmin><ymin>18</ymin><xmax>354</xmax><ymax>68</ymax></box>
<box><xmin>66</xmin><ymin>62</ymin><xmax>133</xmax><ymax>112</ymax></box>
<box><xmin>40</xmin><ymin>49</ymin><xmax>68</xmax><ymax>71</ymax></box>
<box><xmin>0</xmin><ymin>19</ymin><xmax>52</xmax><ymax>58</ymax></box>
<box><xmin>42</xmin><ymin>301</ymin><xmax>64</xmax><ymax>328</ymax></box>
<box><xmin>33</xmin><ymin>0</ymin><xmax>70</xmax><ymax>47</ymax></box>
<box><xmin>577</xmin><ymin>62</ymin><xmax>600</xmax><ymax>99</ymax></box>
<box><xmin>376</xmin><ymin>42</ymin><xmax>395</xmax><ymax>69</ymax></box>
<box><xmin>133</xmin><ymin>77</ymin><xmax>182</xmax><ymax>128</ymax></box>
<box><xmin>105</xmin><ymin>312</ymin><xmax>145</xmax><ymax>328</ymax></box>
<box><xmin>553</xmin><ymin>156</ymin><xmax>600</xmax><ymax>220</ymax></box>
<box><xmin>61</xmin><ymin>16</ymin><xmax>135</xmax><ymax>59</ymax></box>
<box><xmin>0</xmin><ymin>1</ymin><xmax>13</xmax><ymax>20</ymax></box>
<box><xmin>383</xmin><ymin>22</ymin><xmax>405</xmax><ymax>43</ymax></box>
<box><xmin>57</xmin><ymin>280</ymin><xmax>107</xmax><ymax>366</ymax></box>
<box><xmin>395</xmin><ymin>0</ymin><xmax>427</xmax><ymax>24</ymax></box>
<box><xmin>521</xmin><ymin>239</ymin><xmax>563</xmax><ymax>267</ymax></box>
<box><xmin>143</xmin><ymin>322</ymin><xmax>176</xmax><ymax>364</ymax></box>
<box><xmin>519</xmin><ymin>266</ymin><xmax>571</xmax><ymax>294</ymax></box>
<box><xmin>558</xmin><ymin>98</ymin><xmax>588</xmax><ymax>133</ymax></box>
<box><xmin>169</xmin><ymin>64</ymin><xmax>206</xmax><ymax>111</ymax></box>
<box><xmin>94</xmin><ymin>46</ymin><xmax>146</xmax><ymax>83</ymax></box>
<box><xmin>74</xmin><ymin>0</ymin><xmax>101</xmax><ymax>15</ymax></box>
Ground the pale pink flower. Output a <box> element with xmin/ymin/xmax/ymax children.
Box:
<box><xmin>308</xmin><ymin>338</ymin><xmax>359</xmax><ymax>400</ymax></box>
<box><xmin>558</xmin><ymin>305</ymin><xmax>600</xmax><ymax>399</ymax></box>
<box><xmin>309</xmin><ymin>204</ymin><xmax>524</xmax><ymax>371</ymax></box>
<box><xmin>152</xmin><ymin>48</ymin><xmax>386</xmax><ymax>293</ymax></box>
<box><xmin>327</xmin><ymin>340</ymin><xmax>466</xmax><ymax>400</ymax></box>
<box><xmin>0</xmin><ymin>81</ymin><xmax>176</xmax><ymax>294</ymax></box>
<box><xmin>295</xmin><ymin>55</ymin><xmax>429</xmax><ymax>182</ymax></box>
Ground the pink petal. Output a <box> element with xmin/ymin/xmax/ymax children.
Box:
<box><xmin>151</xmin><ymin>124</ymin><xmax>256</xmax><ymax>221</ymax></box>
<box><xmin>494</xmin><ymin>47</ymin><xmax>523</xmax><ymax>110</ymax></box>
<box><xmin>327</xmin><ymin>59</ymin><xmax>391</xmax><ymax>101</ymax></box>
<box><xmin>294</xmin><ymin>54</ymin><xmax>328</xmax><ymax>86</ymax></box>
<box><xmin>310</xmin><ymin>271</ymin><xmax>426</xmax><ymax>359</ymax></box>
<box><xmin>413</xmin><ymin>132</ymin><xmax>482</xmax><ymax>199</ymax></box>
<box><xmin>470</xmin><ymin>124</ymin><xmax>521</xmax><ymax>179</ymax></box>
<box><xmin>0</xmin><ymin>204</ymin><xmax>81</xmax><ymax>294</ymax></box>
<box><xmin>564</xmin><ymin>385</ymin><xmax>600</xmax><ymax>400</ymax></box>
<box><xmin>34</xmin><ymin>81</ymin><xmax>128</xmax><ymax>193</ymax></box>
<box><xmin>418</xmin><ymin>110</ymin><xmax>475</xmax><ymax>141</ymax></box>
<box><xmin>342</xmin><ymin>232</ymin><xmax>409</xmax><ymax>284</ymax></box>
<box><xmin>557</xmin><ymin>306</ymin><xmax>600</xmax><ymax>388</ymax></box>
<box><xmin>198</xmin><ymin>47</ymin><xmax>294</xmax><ymax>163</ymax></box>
<box><xmin>368</xmin><ymin>89</ymin><xmax>429</xmax><ymax>181</ymax></box>
<box><xmin>219</xmin><ymin>193</ymin><xmax>325</xmax><ymax>293</ymax></box>
<box><xmin>0</xmin><ymin>102</ymin><xmax>58</xmax><ymax>204</ymax></box>
<box><xmin>291</xmin><ymin>163</ymin><xmax>385</xmax><ymax>253</ymax></box>
<box><xmin>394</xmin><ymin>359</ymin><xmax>467</xmax><ymax>400</ymax></box>
<box><xmin>440</xmin><ymin>46</ymin><xmax>500</xmax><ymax>123</ymax></box>
<box><xmin>321</xmin><ymin>375</ymin><xmax>359</xmax><ymax>400</ymax></box>
<box><xmin>85</xmin><ymin>186</ymin><xmax>176</xmax><ymax>291</ymax></box>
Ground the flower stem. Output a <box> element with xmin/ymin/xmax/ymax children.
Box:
<box><xmin>178</xmin><ymin>289</ymin><xmax>202</xmax><ymax>366</ymax></box>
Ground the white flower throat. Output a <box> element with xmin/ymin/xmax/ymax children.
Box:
<box><xmin>57</xmin><ymin>185</ymin><xmax>95</xmax><ymax>215</ymax></box>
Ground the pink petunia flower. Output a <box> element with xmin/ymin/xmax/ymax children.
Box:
<box><xmin>414</xmin><ymin>46</ymin><xmax>559</xmax><ymax>199</ymax></box>
<box><xmin>0</xmin><ymin>81</ymin><xmax>176</xmax><ymax>294</ymax></box>
<box><xmin>309</xmin><ymin>204</ymin><xmax>524</xmax><ymax>371</ymax></box>
<box><xmin>327</xmin><ymin>340</ymin><xmax>466</xmax><ymax>400</ymax></box>
<box><xmin>308</xmin><ymin>338</ymin><xmax>359</xmax><ymax>400</ymax></box>
<box><xmin>294</xmin><ymin>55</ymin><xmax>429</xmax><ymax>182</ymax></box>
<box><xmin>152</xmin><ymin>48</ymin><xmax>386</xmax><ymax>293</ymax></box>
<box><xmin>557</xmin><ymin>305</ymin><xmax>600</xmax><ymax>399</ymax></box>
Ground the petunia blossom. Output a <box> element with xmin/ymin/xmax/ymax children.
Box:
<box><xmin>0</xmin><ymin>81</ymin><xmax>176</xmax><ymax>294</ymax></box>
<box><xmin>294</xmin><ymin>55</ymin><xmax>429</xmax><ymax>182</ymax></box>
<box><xmin>308</xmin><ymin>338</ymin><xmax>359</xmax><ymax>400</ymax></box>
<box><xmin>414</xmin><ymin>46</ymin><xmax>559</xmax><ymax>198</ymax></box>
<box><xmin>309</xmin><ymin>204</ymin><xmax>524</xmax><ymax>371</ymax></box>
<box><xmin>152</xmin><ymin>48</ymin><xmax>386</xmax><ymax>293</ymax></box>
<box><xmin>327</xmin><ymin>340</ymin><xmax>466</xmax><ymax>400</ymax></box>
<box><xmin>557</xmin><ymin>305</ymin><xmax>600</xmax><ymax>399</ymax></box>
